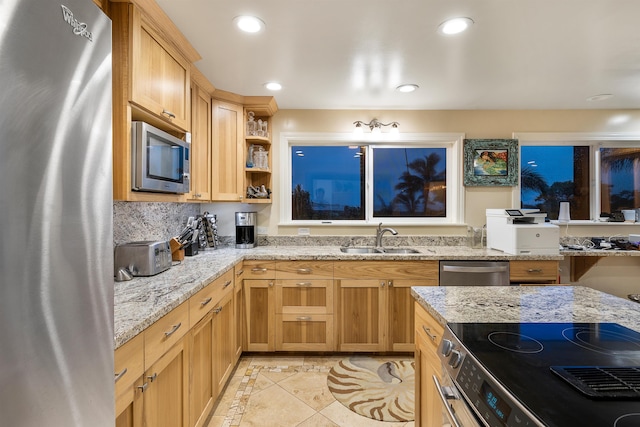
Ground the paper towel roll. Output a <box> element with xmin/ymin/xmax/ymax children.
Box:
<box><xmin>558</xmin><ymin>202</ymin><xmax>571</xmax><ymax>223</ymax></box>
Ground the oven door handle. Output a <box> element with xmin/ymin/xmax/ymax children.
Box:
<box><xmin>433</xmin><ymin>375</ymin><xmax>462</xmax><ymax>427</ymax></box>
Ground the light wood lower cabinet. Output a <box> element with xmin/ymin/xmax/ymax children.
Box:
<box><xmin>234</xmin><ymin>262</ymin><xmax>245</xmax><ymax>362</ymax></box>
<box><xmin>189</xmin><ymin>313</ymin><xmax>214</xmax><ymax>427</ymax></box>
<box><xmin>414</xmin><ymin>301</ymin><xmax>445</xmax><ymax>427</ymax></box>
<box><xmin>334</xmin><ymin>261</ymin><xmax>438</xmax><ymax>352</ymax></box>
<box><xmin>275</xmin><ymin>261</ymin><xmax>334</xmax><ymax>351</ymax></box>
<box><xmin>142</xmin><ymin>339</ymin><xmax>190</xmax><ymax>427</ymax></box>
<box><xmin>510</xmin><ymin>260</ymin><xmax>559</xmax><ymax>284</ymax></box>
<box><xmin>212</xmin><ymin>290</ymin><xmax>235</xmax><ymax>394</ymax></box>
<box><xmin>115</xmin><ymin>333</ymin><xmax>144</xmax><ymax>427</ymax></box>
<box><xmin>244</xmin><ymin>261</ymin><xmax>276</xmax><ymax>351</ymax></box>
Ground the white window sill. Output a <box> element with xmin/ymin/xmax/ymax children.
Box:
<box><xmin>550</xmin><ymin>220</ymin><xmax>638</xmax><ymax>226</ymax></box>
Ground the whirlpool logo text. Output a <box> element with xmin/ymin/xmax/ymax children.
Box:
<box><xmin>61</xmin><ymin>5</ymin><xmax>93</xmax><ymax>41</ymax></box>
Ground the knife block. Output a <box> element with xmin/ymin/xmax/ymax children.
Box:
<box><xmin>169</xmin><ymin>238</ymin><xmax>184</xmax><ymax>261</ymax></box>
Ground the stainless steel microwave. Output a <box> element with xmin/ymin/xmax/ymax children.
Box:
<box><xmin>131</xmin><ymin>121</ymin><xmax>190</xmax><ymax>194</ymax></box>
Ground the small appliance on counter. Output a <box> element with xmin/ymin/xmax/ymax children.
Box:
<box><xmin>486</xmin><ymin>209</ymin><xmax>559</xmax><ymax>255</ymax></box>
<box><xmin>236</xmin><ymin>212</ymin><xmax>257</xmax><ymax>248</ymax></box>
<box><xmin>114</xmin><ymin>240</ymin><xmax>172</xmax><ymax>278</ymax></box>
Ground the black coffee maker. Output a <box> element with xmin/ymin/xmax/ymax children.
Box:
<box><xmin>235</xmin><ymin>212</ymin><xmax>257</xmax><ymax>248</ymax></box>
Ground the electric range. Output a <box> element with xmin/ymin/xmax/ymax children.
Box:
<box><xmin>440</xmin><ymin>322</ymin><xmax>640</xmax><ymax>427</ymax></box>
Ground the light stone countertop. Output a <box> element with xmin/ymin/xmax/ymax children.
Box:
<box><xmin>114</xmin><ymin>244</ymin><xmax>635</xmax><ymax>349</ymax></box>
<box><xmin>411</xmin><ymin>285</ymin><xmax>640</xmax><ymax>334</ymax></box>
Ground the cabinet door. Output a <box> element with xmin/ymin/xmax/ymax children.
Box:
<box><xmin>212</xmin><ymin>291</ymin><xmax>235</xmax><ymax>395</ymax></box>
<box><xmin>115</xmin><ymin>376</ymin><xmax>143</xmax><ymax>427</ymax></box>
<box><xmin>414</xmin><ymin>302</ymin><xmax>446</xmax><ymax>427</ymax></box>
<box><xmin>211</xmin><ymin>100</ymin><xmax>244</xmax><ymax>201</ymax></box>
<box><xmin>244</xmin><ymin>279</ymin><xmax>275</xmax><ymax>352</ymax></box>
<box><xmin>189</xmin><ymin>313</ymin><xmax>214</xmax><ymax>427</ymax></box>
<box><xmin>389</xmin><ymin>279</ymin><xmax>435</xmax><ymax>352</ymax></box>
<box><xmin>142</xmin><ymin>339</ymin><xmax>189</xmax><ymax>427</ymax></box>
<box><xmin>131</xmin><ymin>11</ymin><xmax>190</xmax><ymax>130</ymax></box>
<box><xmin>234</xmin><ymin>263</ymin><xmax>245</xmax><ymax>361</ymax></box>
<box><xmin>115</xmin><ymin>333</ymin><xmax>144</xmax><ymax>426</ymax></box>
<box><xmin>189</xmin><ymin>83</ymin><xmax>212</xmax><ymax>201</ymax></box>
<box><xmin>336</xmin><ymin>279</ymin><xmax>387</xmax><ymax>352</ymax></box>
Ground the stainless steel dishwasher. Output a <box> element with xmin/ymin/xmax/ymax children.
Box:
<box><xmin>439</xmin><ymin>260</ymin><xmax>511</xmax><ymax>286</ymax></box>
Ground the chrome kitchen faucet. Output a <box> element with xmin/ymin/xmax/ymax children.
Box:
<box><xmin>375</xmin><ymin>222</ymin><xmax>398</xmax><ymax>248</ymax></box>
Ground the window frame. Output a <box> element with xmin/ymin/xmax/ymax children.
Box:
<box><xmin>280</xmin><ymin>132</ymin><xmax>465</xmax><ymax>226</ymax></box>
<box><xmin>513</xmin><ymin>132</ymin><xmax>640</xmax><ymax>223</ymax></box>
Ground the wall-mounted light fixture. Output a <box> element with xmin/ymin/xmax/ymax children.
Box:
<box><xmin>353</xmin><ymin>119</ymin><xmax>399</xmax><ymax>135</ymax></box>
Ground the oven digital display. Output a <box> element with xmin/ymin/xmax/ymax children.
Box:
<box><xmin>481</xmin><ymin>381</ymin><xmax>512</xmax><ymax>423</ymax></box>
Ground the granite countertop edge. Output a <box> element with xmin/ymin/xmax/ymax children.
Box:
<box><xmin>113</xmin><ymin>245</ymin><xmax>637</xmax><ymax>349</ymax></box>
<box><xmin>410</xmin><ymin>285</ymin><xmax>640</xmax><ymax>333</ymax></box>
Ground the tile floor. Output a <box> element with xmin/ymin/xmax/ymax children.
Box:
<box><xmin>205</xmin><ymin>355</ymin><xmax>416</xmax><ymax>427</ymax></box>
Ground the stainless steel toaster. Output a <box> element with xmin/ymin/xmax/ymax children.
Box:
<box><xmin>114</xmin><ymin>240</ymin><xmax>172</xmax><ymax>277</ymax></box>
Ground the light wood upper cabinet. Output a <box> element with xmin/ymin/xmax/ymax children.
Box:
<box><xmin>188</xmin><ymin>82</ymin><xmax>212</xmax><ymax>201</ymax></box>
<box><xmin>130</xmin><ymin>9</ymin><xmax>190</xmax><ymax>131</ymax></box>
<box><xmin>211</xmin><ymin>99</ymin><xmax>244</xmax><ymax>201</ymax></box>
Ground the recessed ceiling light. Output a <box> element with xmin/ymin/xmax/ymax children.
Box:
<box><xmin>587</xmin><ymin>93</ymin><xmax>613</xmax><ymax>102</ymax></box>
<box><xmin>396</xmin><ymin>84</ymin><xmax>419</xmax><ymax>93</ymax></box>
<box><xmin>438</xmin><ymin>17</ymin><xmax>474</xmax><ymax>35</ymax></box>
<box><xmin>264</xmin><ymin>82</ymin><xmax>282</xmax><ymax>91</ymax></box>
<box><xmin>233</xmin><ymin>15</ymin><xmax>265</xmax><ymax>33</ymax></box>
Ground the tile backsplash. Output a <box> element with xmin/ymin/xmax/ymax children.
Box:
<box><xmin>113</xmin><ymin>202</ymin><xmax>200</xmax><ymax>245</ymax></box>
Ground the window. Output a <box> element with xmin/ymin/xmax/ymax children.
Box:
<box><xmin>516</xmin><ymin>133</ymin><xmax>640</xmax><ymax>221</ymax></box>
<box><xmin>282</xmin><ymin>133</ymin><xmax>463</xmax><ymax>224</ymax></box>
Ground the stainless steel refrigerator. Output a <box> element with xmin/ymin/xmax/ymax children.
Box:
<box><xmin>0</xmin><ymin>0</ymin><xmax>114</xmax><ymax>425</ymax></box>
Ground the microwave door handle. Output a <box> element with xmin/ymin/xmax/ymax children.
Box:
<box><xmin>433</xmin><ymin>375</ymin><xmax>463</xmax><ymax>427</ymax></box>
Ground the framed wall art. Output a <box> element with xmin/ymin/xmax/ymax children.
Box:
<box><xmin>463</xmin><ymin>139</ymin><xmax>519</xmax><ymax>186</ymax></box>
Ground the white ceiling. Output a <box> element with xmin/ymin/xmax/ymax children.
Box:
<box><xmin>156</xmin><ymin>0</ymin><xmax>640</xmax><ymax>110</ymax></box>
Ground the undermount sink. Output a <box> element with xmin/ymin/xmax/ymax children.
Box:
<box><xmin>379</xmin><ymin>247</ymin><xmax>420</xmax><ymax>254</ymax></box>
<box><xmin>339</xmin><ymin>247</ymin><xmax>420</xmax><ymax>254</ymax></box>
<box><xmin>339</xmin><ymin>247</ymin><xmax>382</xmax><ymax>254</ymax></box>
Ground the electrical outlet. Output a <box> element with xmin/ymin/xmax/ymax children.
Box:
<box><xmin>298</xmin><ymin>228</ymin><xmax>310</xmax><ymax>236</ymax></box>
<box><xmin>257</xmin><ymin>226</ymin><xmax>268</xmax><ymax>235</ymax></box>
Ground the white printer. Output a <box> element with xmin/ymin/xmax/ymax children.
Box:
<box><xmin>486</xmin><ymin>209</ymin><xmax>559</xmax><ymax>255</ymax></box>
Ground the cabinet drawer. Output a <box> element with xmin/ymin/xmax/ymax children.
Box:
<box><xmin>243</xmin><ymin>260</ymin><xmax>276</xmax><ymax>279</ymax></box>
<box><xmin>189</xmin><ymin>269</ymin><xmax>234</xmax><ymax>327</ymax></box>
<box><xmin>275</xmin><ymin>279</ymin><xmax>333</xmax><ymax>315</ymax></box>
<box><xmin>509</xmin><ymin>260</ymin><xmax>558</xmax><ymax>282</ymax></box>
<box><xmin>275</xmin><ymin>261</ymin><xmax>333</xmax><ymax>279</ymax></box>
<box><xmin>414</xmin><ymin>302</ymin><xmax>444</xmax><ymax>354</ymax></box>
<box><xmin>115</xmin><ymin>332</ymin><xmax>144</xmax><ymax>398</ymax></box>
<box><xmin>334</xmin><ymin>260</ymin><xmax>438</xmax><ymax>281</ymax></box>
<box><xmin>144</xmin><ymin>301</ymin><xmax>189</xmax><ymax>367</ymax></box>
<box><xmin>275</xmin><ymin>314</ymin><xmax>334</xmax><ymax>351</ymax></box>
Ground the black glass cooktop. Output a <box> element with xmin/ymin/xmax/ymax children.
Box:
<box><xmin>448</xmin><ymin>323</ymin><xmax>640</xmax><ymax>427</ymax></box>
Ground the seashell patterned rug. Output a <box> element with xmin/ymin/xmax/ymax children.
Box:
<box><xmin>327</xmin><ymin>356</ymin><xmax>415</xmax><ymax>422</ymax></box>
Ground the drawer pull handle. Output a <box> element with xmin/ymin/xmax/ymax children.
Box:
<box><xmin>296</xmin><ymin>282</ymin><xmax>312</xmax><ymax>287</ymax></box>
<box><xmin>296</xmin><ymin>316</ymin><xmax>312</xmax><ymax>321</ymax></box>
<box><xmin>223</xmin><ymin>280</ymin><xmax>232</xmax><ymax>289</ymax></box>
<box><xmin>201</xmin><ymin>297</ymin><xmax>213</xmax><ymax>307</ymax></box>
<box><xmin>422</xmin><ymin>325</ymin><xmax>437</xmax><ymax>342</ymax></box>
<box><xmin>251</xmin><ymin>267</ymin><xmax>268</xmax><ymax>273</ymax></box>
<box><xmin>147</xmin><ymin>373</ymin><xmax>157</xmax><ymax>382</ymax></box>
<box><xmin>236</xmin><ymin>269</ymin><xmax>244</xmax><ymax>276</ymax></box>
<box><xmin>213</xmin><ymin>306</ymin><xmax>223</xmax><ymax>314</ymax></box>
<box><xmin>137</xmin><ymin>382</ymin><xmax>149</xmax><ymax>392</ymax></box>
<box><xmin>193</xmin><ymin>193</ymin><xmax>201</xmax><ymax>198</ymax></box>
<box><xmin>388</xmin><ymin>280</ymin><xmax>393</xmax><ymax>287</ymax></box>
<box><xmin>162</xmin><ymin>109</ymin><xmax>176</xmax><ymax>119</ymax></box>
<box><xmin>114</xmin><ymin>368</ymin><xmax>127</xmax><ymax>383</ymax></box>
<box><xmin>527</xmin><ymin>268</ymin><xmax>543</xmax><ymax>273</ymax></box>
<box><xmin>164</xmin><ymin>322</ymin><xmax>182</xmax><ymax>337</ymax></box>
<box><xmin>296</xmin><ymin>268</ymin><xmax>312</xmax><ymax>274</ymax></box>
